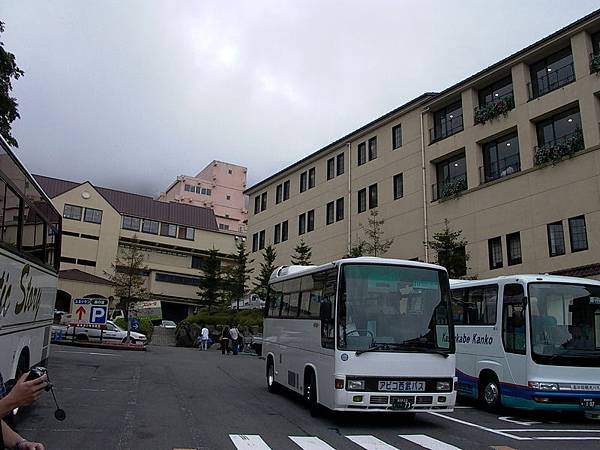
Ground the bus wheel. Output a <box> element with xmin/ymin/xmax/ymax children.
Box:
<box><xmin>305</xmin><ymin>371</ymin><xmax>319</xmax><ymax>416</ymax></box>
<box><xmin>480</xmin><ymin>374</ymin><xmax>501</xmax><ymax>411</ymax></box>
<box><xmin>266</xmin><ymin>359</ymin><xmax>278</xmax><ymax>393</ymax></box>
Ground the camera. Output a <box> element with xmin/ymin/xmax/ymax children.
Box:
<box><xmin>25</xmin><ymin>366</ymin><xmax>66</xmax><ymax>421</ymax></box>
<box><xmin>26</xmin><ymin>366</ymin><xmax>48</xmax><ymax>382</ymax></box>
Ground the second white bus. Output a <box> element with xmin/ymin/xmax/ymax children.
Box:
<box><xmin>451</xmin><ymin>275</ymin><xmax>600</xmax><ymax>414</ymax></box>
<box><xmin>263</xmin><ymin>257</ymin><xmax>456</xmax><ymax>414</ymax></box>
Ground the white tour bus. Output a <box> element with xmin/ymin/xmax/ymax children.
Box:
<box><xmin>450</xmin><ymin>275</ymin><xmax>600</xmax><ymax>414</ymax></box>
<box><xmin>263</xmin><ymin>257</ymin><xmax>456</xmax><ymax>414</ymax></box>
<box><xmin>0</xmin><ymin>136</ymin><xmax>61</xmax><ymax>390</ymax></box>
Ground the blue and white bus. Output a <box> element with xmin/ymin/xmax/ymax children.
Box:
<box><xmin>451</xmin><ymin>275</ymin><xmax>600</xmax><ymax>414</ymax></box>
<box><xmin>263</xmin><ymin>257</ymin><xmax>456</xmax><ymax>414</ymax></box>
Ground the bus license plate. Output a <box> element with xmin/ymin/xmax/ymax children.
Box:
<box><xmin>378</xmin><ymin>381</ymin><xmax>425</xmax><ymax>392</ymax></box>
<box><xmin>581</xmin><ymin>398</ymin><xmax>596</xmax><ymax>408</ymax></box>
<box><xmin>391</xmin><ymin>396</ymin><xmax>413</xmax><ymax>410</ymax></box>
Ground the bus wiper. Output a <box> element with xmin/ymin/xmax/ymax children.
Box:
<box><xmin>395</xmin><ymin>344</ymin><xmax>450</xmax><ymax>358</ymax></box>
<box><xmin>355</xmin><ymin>342</ymin><xmax>392</xmax><ymax>356</ymax></box>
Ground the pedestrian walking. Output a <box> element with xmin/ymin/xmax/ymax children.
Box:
<box><xmin>220</xmin><ymin>326</ymin><xmax>231</xmax><ymax>355</ymax></box>
<box><xmin>200</xmin><ymin>325</ymin><xmax>209</xmax><ymax>351</ymax></box>
<box><xmin>229</xmin><ymin>325</ymin><xmax>239</xmax><ymax>355</ymax></box>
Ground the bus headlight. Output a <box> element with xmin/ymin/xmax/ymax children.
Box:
<box><xmin>436</xmin><ymin>381</ymin><xmax>451</xmax><ymax>391</ymax></box>
<box><xmin>528</xmin><ymin>381</ymin><xmax>559</xmax><ymax>391</ymax></box>
<box><xmin>347</xmin><ymin>380</ymin><xmax>365</xmax><ymax>390</ymax></box>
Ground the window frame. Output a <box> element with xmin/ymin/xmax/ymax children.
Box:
<box><xmin>336</xmin><ymin>153</ymin><xmax>344</xmax><ymax>176</ymax></box>
<box><xmin>336</xmin><ymin>197</ymin><xmax>344</xmax><ymax>222</ymax></box>
<box><xmin>300</xmin><ymin>172</ymin><xmax>307</xmax><ymax>193</ymax></box>
<box><xmin>308</xmin><ymin>168</ymin><xmax>316</xmax><ymax>189</ymax></box>
<box><xmin>160</xmin><ymin>223</ymin><xmax>177</xmax><ymax>237</ymax></box>
<box><xmin>357</xmin><ymin>142</ymin><xmax>366</xmax><ymax>166</ymax></box>
<box><xmin>141</xmin><ymin>219</ymin><xmax>159</xmax><ymax>235</ymax></box>
<box><xmin>488</xmin><ymin>236</ymin><xmax>503</xmax><ymax>270</ymax></box>
<box><xmin>122</xmin><ymin>216</ymin><xmax>141</xmax><ymax>231</ymax></box>
<box><xmin>274</xmin><ymin>223</ymin><xmax>281</xmax><ymax>244</ymax></box>
<box><xmin>368</xmin><ymin>137</ymin><xmax>377</xmax><ymax>161</ymax></box>
<box><xmin>298</xmin><ymin>213</ymin><xmax>306</xmax><ymax>235</ymax></box>
<box><xmin>547</xmin><ymin>221</ymin><xmax>566</xmax><ymax>257</ymax></box>
<box><xmin>83</xmin><ymin>207</ymin><xmax>102</xmax><ymax>224</ymax></box>
<box><xmin>393</xmin><ymin>173</ymin><xmax>403</xmax><ymax>200</ymax></box>
<box><xmin>63</xmin><ymin>204</ymin><xmax>82</xmax><ymax>221</ymax></box>
<box><xmin>283</xmin><ymin>180</ymin><xmax>290</xmax><ymax>200</ymax></box>
<box><xmin>275</xmin><ymin>184</ymin><xmax>282</xmax><ymax>204</ymax></box>
<box><xmin>307</xmin><ymin>209</ymin><xmax>315</xmax><ymax>232</ymax></box>
<box><xmin>506</xmin><ymin>232</ymin><xmax>522</xmax><ymax>266</ymax></box>
<box><xmin>326</xmin><ymin>201</ymin><xmax>334</xmax><ymax>225</ymax></box>
<box><xmin>568</xmin><ymin>215</ymin><xmax>588</xmax><ymax>252</ymax></box>
<box><xmin>392</xmin><ymin>124</ymin><xmax>402</xmax><ymax>149</ymax></box>
<box><xmin>368</xmin><ymin>183</ymin><xmax>378</xmax><ymax>209</ymax></box>
<box><xmin>358</xmin><ymin>188</ymin><xmax>366</xmax><ymax>213</ymax></box>
<box><xmin>327</xmin><ymin>158</ymin><xmax>335</xmax><ymax>180</ymax></box>
<box><xmin>281</xmin><ymin>220</ymin><xmax>288</xmax><ymax>242</ymax></box>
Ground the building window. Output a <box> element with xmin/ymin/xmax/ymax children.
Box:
<box><xmin>535</xmin><ymin>108</ymin><xmax>582</xmax><ymax>163</ymax></box>
<box><xmin>336</xmin><ymin>197</ymin><xmax>344</xmax><ymax>222</ymax></box>
<box><xmin>276</xmin><ymin>184</ymin><xmax>283</xmax><ymax>204</ymax></box>
<box><xmin>326</xmin><ymin>201</ymin><xmax>334</xmax><ymax>225</ymax></box>
<box><xmin>281</xmin><ymin>221</ymin><xmax>288</xmax><ymax>242</ymax></box>
<box><xmin>357</xmin><ymin>142</ymin><xmax>366</xmax><ymax>166</ymax></box>
<box><xmin>254</xmin><ymin>196</ymin><xmax>260</xmax><ymax>214</ymax></box>
<box><xmin>298</xmin><ymin>213</ymin><xmax>306</xmax><ymax>235</ymax></box>
<box><xmin>219</xmin><ymin>223</ymin><xmax>230</xmax><ymax>231</ymax></box>
<box><xmin>178</xmin><ymin>226</ymin><xmax>195</xmax><ymax>240</ymax></box>
<box><xmin>529</xmin><ymin>47</ymin><xmax>575</xmax><ymax>99</ymax></box>
<box><xmin>327</xmin><ymin>158</ymin><xmax>335</xmax><ymax>180</ymax></box>
<box><xmin>368</xmin><ymin>184</ymin><xmax>378</xmax><ymax>209</ymax></box>
<box><xmin>259</xmin><ymin>230</ymin><xmax>265</xmax><ymax>250</ymax></box>
<box><xmin>431</xmin><ymin>100</ymin><xmax>463</xmax><ymax>142</ymax></box>
<box><xmin>358</xmin><ymin>188</ymin><xmax>367</xmax><ymax>213</ymax></box>
<box><xmin>300</xmin><ymin>172</ymin><xmax>307</xmax><ymax>192</ymax></box>
<box><xmin>192</xmin><ymin>256</ymin><xmax>209</xmax><ymax>270</ymax></box>
<box><xmin>392</xmin><ymin>124</ymin><xmax>402</xmax><ymax>149</ymax></box>
<box><xmin>142</xmin><ymin>219</ymin><xmax>159</xmax><ymax>234</ymax></box>
<box><xmin>274</xmin><ymin>223</ymin><xmax>281</xmax><ymax>244</ymax></box>
<box><xmin>252</xmin><ymin>233</ymin><xmax>258</xmax><ymax>252</ymax></box>
<box><xmin>308</xmin><ymin>168</ymin><xmax>316</xmax><ymax>189</ymax></box>
<box><xmin>488</xmin><ymin>237</ymin><xmax>503</xmax><ymax>270</ymax></box>
<box><xmin>368</xmin><ymin>137</ymin><xmax>377</xmax><ymax>161</ymax></box>
<box><xmin>593</xmin><ymin>31</ymin><xmax>600</xmax><ymax>56</ymax></box>
<box><xmin>122</xmin><ymin>216</ymin><xmax>141</xmax><ymax>231</ymax></box>
<box><xmin>261</xmin><ymin>192</ymin><xmax>267</xmax><ymax>211</ymax></box>
<box><xmin>507</xmin><ymin>232</ymin><xmax>522</xmax><ymax>266</ymax></box>
<box><xmin>568</xmin><ymin>215</ymin><xmax>588</xmax><ymax>252</ymax></box>
<box><xmin>77</xmin><ymin>258</ymin><xmax>96</xmax><ymax>267</ymax></box>
<box><xmin>393</xmin><ymin>173</ymin><xmax>403</xmax><ymax>200</ymax></box>
<box><xmin>156</xmin><ymin>272</ymin><xmax>201</xmax><ymax>286</ymax></box>
<box><xmin>83</xmin><ymin>207</ymin><xmax>102</xmax><ymax>224</ymax></box>
<box><xmin>228</xmin><ymin>169</ymin><xmax>232</xmax><ymax>174</ymax></box>
<box><xmin>482</xmin><ymin>133</ymin><xmax>520</xmax><ymax>183</ymax></box>
<box><xmin>478</xmin><ymin>76</ymin><xmax>513</xmax><ymax>107</ymax></box>
<box><xmin>434</xmin><ymin>152</ymin><xmax>467</xmax><ymax>201</ymax></box>
<box><xmin>184</xmin><ymin>184</ymin><xmax>194</xmax><ymax>192</ymax></box>
<box><xmin>547</xmin><ymin>221</ymin><xmax>565</xmax><ymax>257</ymax></box>
<box><xmin>160</xmin><ymin>223</ymin><xmax>177</xmax><ymax>237</ymax></box>
<box><xmin>63</xmin><ymin>204</ymin><xmax>82</xmax><ymax>221</ymax></box>
<box><xmin>60</xmin><ymin>256</ymin><xmax>77</xmax><ymax>264</ymax></box>
<box><xmin>283</xmin><ymin>180</ymin><xmax>290</xmax><ymax>200</ymax></box>
<box><xmin>226</xmin><ymin>195</ymin><xmax>231</xmax><ymax>200</ymax></box>
<box><xmin>307</xmin><ymin>209</ymin><xmax>315</xmax><ymax>232</ymax></box>
<box><xmin>336</xmin><ymin>153</ymin><xmax>344</xmax><ymax>176</ymax></box>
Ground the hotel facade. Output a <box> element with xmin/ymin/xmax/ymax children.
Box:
<box><xmin>246</xmin><ymin>11</ymin><xmax>600</xmax><ymax>281</ymax></box>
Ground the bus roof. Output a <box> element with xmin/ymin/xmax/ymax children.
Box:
<box><xmin>269</xmin><ymin>257</ymin><xmax>446</xmax><ymax>284</ymax></box>
<box><xmin>449</xmin><ymin>274</ymin><xmax>600</xmax><ymax>288</ymax></box>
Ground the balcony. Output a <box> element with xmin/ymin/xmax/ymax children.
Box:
<box><xmin>527</xmin><ymin>62</ymin><xmax>575</xmax><ymax>99</ymax></box>
<box><xmin>474</xmin><ymin>96</ymin><xmax>515</xmax><ymax>125</ymax></box>
<box><xmin>533</xmin><ymin>128</ymin><xmax>584</xmax><ymax>166</ymax></box>
<box><xmin>591</xmin><ymin>53</ymin><xmax>600</xmax><ymax>74</ymax></box>
<box><xmin>479</xmin><ymin>154</ymin><xmax>521</xmax><ymax>184</ymax></box>
<box><xmin>432</xmin><ymin>174</ymin><xmax>467</xmax><ymax>201</ymax></box>
<box><xmin>430</xmin><ymin>115</ymin><xmax>464</xmax><ymax>143</ymax></box>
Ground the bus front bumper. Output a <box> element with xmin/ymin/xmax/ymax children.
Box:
<box><xmin>333</xmin><ymin>390</ymin><xmax>457</xmax><ymax>412</ymax></box>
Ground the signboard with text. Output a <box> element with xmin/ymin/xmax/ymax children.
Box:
<box><xmin>71</xmin><ymin>298</ymin><xmax>109</xmax><ymax>324</ymax></box>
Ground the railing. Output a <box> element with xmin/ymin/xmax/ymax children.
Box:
<box><xmin>432</xmin><ymin>174</ymin><xmax>467</xmax><ymax>201</ymax></box>
<box><xmin>474</xmin><ymin>95</ymin><xmax>515</xmax><ymax>125</ymax></box>
<box><xmin>479</xmin><ymin>154</ymin><xmax>521</xmax><ymax>184</ymax></box>
<box><xmin>533</xmin><ymin>128</ymin><xmax>584</xmax><ymax>166</ymax></box>
<box><xmin>527</xmin><ymin>62</ymin><xmax>575</xmax><ymax>99</ymax></box>
<box><xmin>590</xmin><ymin>53</ymin><xmax>600</xmax><ymax>74</ymax></box>
<box><xmin>429</xmin><ymin>115</ymin><xmax>464</xmax><ymax>143</ymax></box>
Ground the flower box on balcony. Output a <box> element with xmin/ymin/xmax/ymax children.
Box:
<box><xmin>474</xmin><ymin>96</ymin><xmax>515</xmax><ymax>125</ymax></box>
<box><xmin>534</xmin><ymin>128</ymin><xmax>584</xmax><ymax>166</ymax></box>
<box><xmin>439</xmin><ymin>176</ymin><xmax>467</xmax><ymax>200</ymax></box>
<box><xmin>591</xmin><ymin>54</ymin><xmax>600</xmax><ymax>74</ymax></box>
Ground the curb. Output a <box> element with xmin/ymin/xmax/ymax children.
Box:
<box><xmin>51</xmin><ymin>340</ymin><xmax>147</xmax><ymax>351</ymax></box>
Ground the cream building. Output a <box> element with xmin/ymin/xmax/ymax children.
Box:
<box><xmin>35</xmin><ymin>175</ymin><xmax>243</xmax><ymax>321</ymax></box>
<box><xmin>246</xmin><ymin>11</ymin><xmax>600</xmax><ymax>281</ymax></box>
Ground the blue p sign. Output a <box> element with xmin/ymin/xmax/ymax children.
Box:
<box><xmin>90</xmin><ymin>306</ymin><xmax>107</xmax><ymax>324</ymax></box>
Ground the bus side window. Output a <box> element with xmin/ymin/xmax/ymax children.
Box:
<box><xmin>502</xmin><ymin>283</ymin><xmax>526</xmax><ymax>354</ymax></box>
<box><xmin>451</xmin><ymin>288</ymin><xmax>466</xmax><ymax>324</ymax></box>
<box><xmin>268</xmin><ymin>282</ymin><xmax>283</xmax><ymax>317</ymax></box>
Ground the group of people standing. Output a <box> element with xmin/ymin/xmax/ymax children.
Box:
<box><xmin>197</xmin><ymin>324</ymin><xmax>244</xmax><ymax>355</ymax></box>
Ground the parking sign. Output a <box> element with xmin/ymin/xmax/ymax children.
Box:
<box><xmin>90</xmin><ymin>306</ymin><xmax>108</xmax><ymax>324</ymax></box>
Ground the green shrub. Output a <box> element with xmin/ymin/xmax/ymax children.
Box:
<box><xmin>114</xmin><ymin>317</ymin><xmax>154</xmax><ymax>340</ymax></box>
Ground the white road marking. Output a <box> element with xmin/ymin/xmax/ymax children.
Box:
<box><xmin>346</xmin><ymin>435</ymin><xmax>400</xmax><ymax>450</ymax></box>
<box><xmin>427</xmin><ymin>412</ymin><xmax>529</xmax><ymax>441</ymax></box>
<box><xmin>498</xmin><ymin>429</ymin><xmax>600</xmax><ymax>433</ymax></box>
<box><xmin>230</xmin><ymin>435</ymin><xmax>272</xmax><ymax>449</ymax></box>
<box><xmin>290</xmin><ymin>436</ymin><xmax>335</xmax><ymax>450</ymax></box>
<box><xmin>498</xmin><ymin>416</ymin><xmax>540</xmax><ymax>426</ymax></box>
<box><xmin>55</xmin><ymin>350</ymin><xmax>119</xmax><ymax>357</ymax></box>
<box><xmin>453</xmin><ymin>406</ymin><xmax>473</xmax><ymax>409</ymax></box>
<box><xmin>399</xmin><ymin>434</ymin><xmax>462</xmax><ymax>449</ymax></box>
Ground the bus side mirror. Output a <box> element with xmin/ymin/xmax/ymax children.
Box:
<box><xmin>320</xmin><ymin>301</ymin><xmax>331</xmax><ymax>320</ymax></box>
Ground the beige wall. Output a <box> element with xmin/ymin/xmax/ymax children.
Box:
<box><xmin>247</xmin><ymin>19</ymin><xmax>600</xmax><ymax>283</ymax></box>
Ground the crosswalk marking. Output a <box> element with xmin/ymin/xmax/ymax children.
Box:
<box><xmin>346</xmin><ymin>435</ymin><xmax>400</xmax><ymax>450</ymax></box>
<box><xmin>230</xmin><ymin>434</ymin><xmax>272</xmax><ymax>449</ymax></box>
<box><xmin>399</xmin><ymin>434</ymin><xmax>461</xmax><ymax>450</ymax></box>
<box><xmin>290</xmin><ymin>436</ymin><xmax>336</xmax><ymax>450</ymax></box>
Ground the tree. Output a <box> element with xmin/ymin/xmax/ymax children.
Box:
<box><xmin>197</xmin><ymin>248</ymin><xmax>224</xmax><ymax>312</ymax></box>
<box><xmin>0</xmin><ymin>21</ymin><xmax>24</xmax><ymax>148</ymax></box>
<box><xmin>105</xmin><ymin>238</ymin><xmax>150</xmax><ymax>341</ymax></box>
<box><xmin>360</xmin><ymin>209</ymin><xmax>393</xmax><ymax>257</ymax></box>
<box><xmin>223</xmin><ymin>239</ymin><xmax>254</xmax><ymax>310</ymax></box>
<box><xmin>346</xmin><ymin>239</ymin><xmax>367</xmax><ymax>258</ymax></box>
<box><xmin>253</xmin><ymin>245</ymin><xmax>277</xmax><ymax>301</ymax></box>
<box><xmin>427</xmin><ymin>218</ymin><xmax>470</xmax><ymax>278</ymax></box>
<box><xmin>291</xmin><ymin>239</ymin><xmax>312</xmax><ymax>265</ymax></box>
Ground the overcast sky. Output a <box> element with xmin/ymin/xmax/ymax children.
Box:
<box><xmin>3</xmin><ymin>1</ymin><xmax>599</xmax><ymax>196</ymax></box>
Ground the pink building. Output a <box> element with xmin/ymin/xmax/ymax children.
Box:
<box><xmin>159</xmin><ymin>160</ymin><xmax>248</xmax><ymax>233</ymax></box>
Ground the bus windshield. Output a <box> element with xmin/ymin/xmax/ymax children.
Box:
<box><xmin>529</xmin><ymin>282</ymin><xmax>600</xmax><ymax>366</ymax></box>
<box><xmin>337</xmin><ymin>264</ymin><xmax>452</xmax><ymax>353</ymax></box>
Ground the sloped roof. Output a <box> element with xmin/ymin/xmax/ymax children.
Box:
<box><xmin>550</xmin><ymin>263</ymin><xmax>600</xmax><ymax>278</ymax></box>
<box><xmin>59</xmin><ymin>269</ymin><xmax>113</xmax><ymax>285</ymax></box>
<box><xmin>34</xmin><ymin>174</ymin><xmax>219</xmax><ymax>231</ymax></box>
